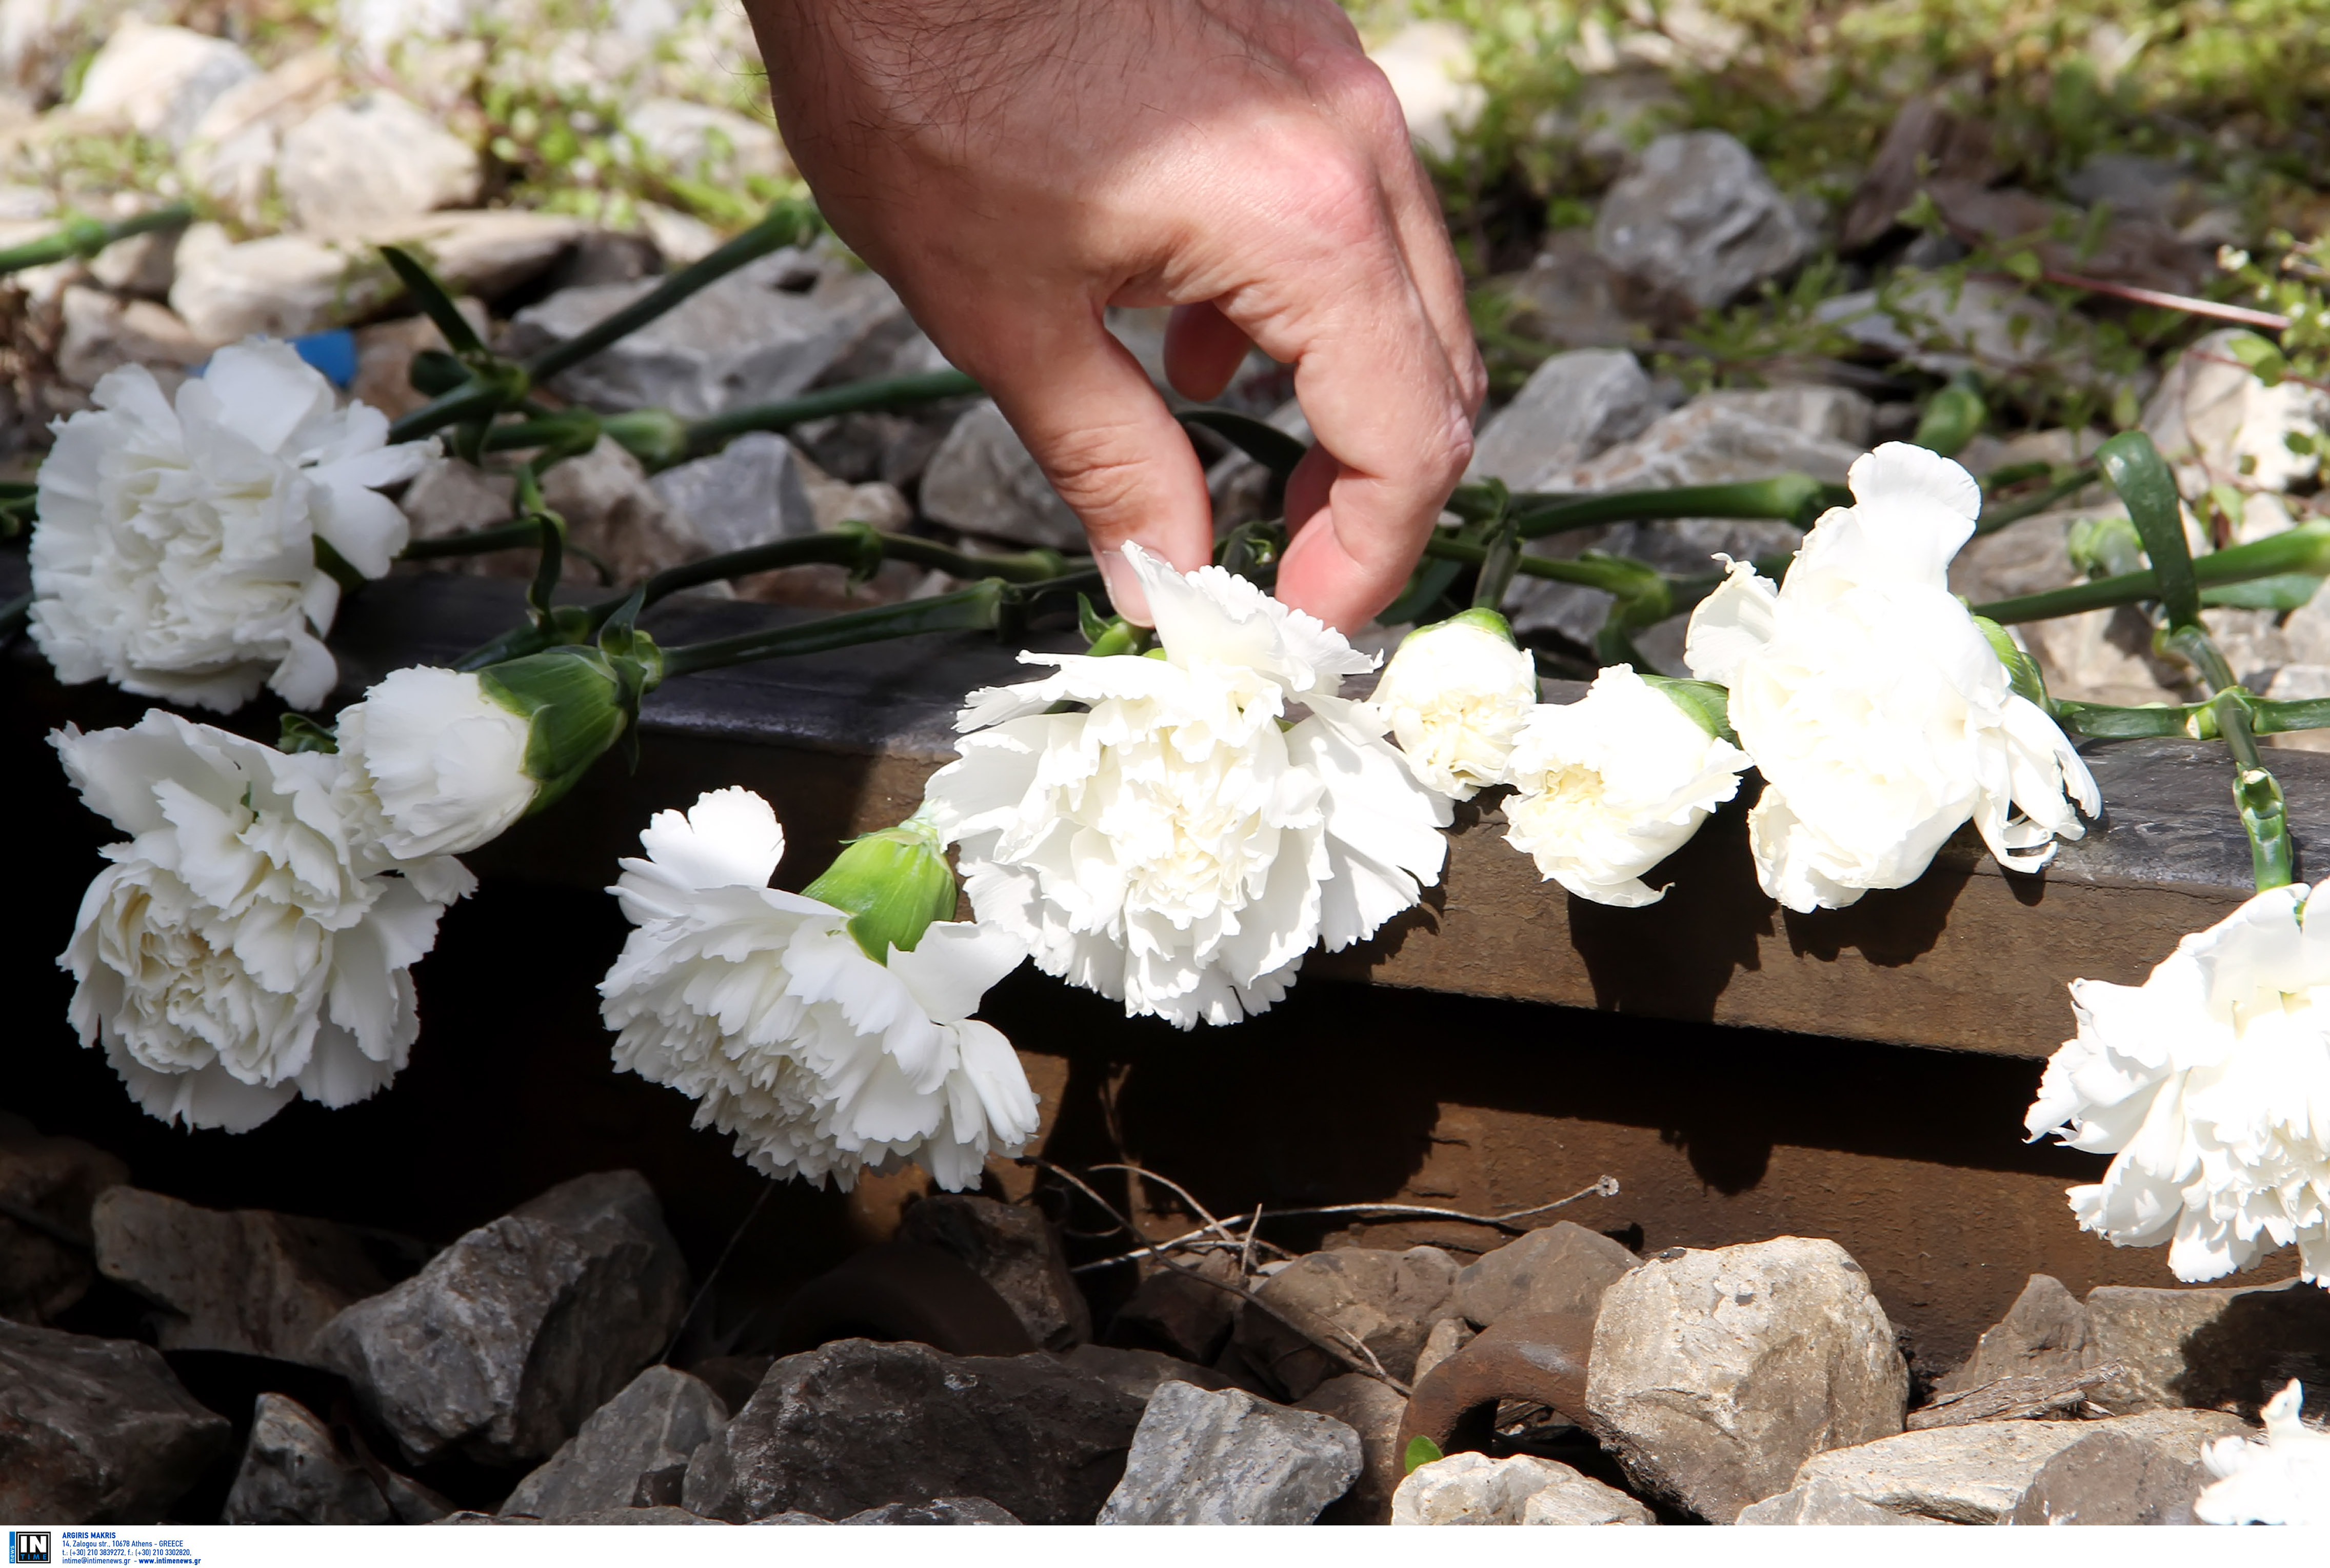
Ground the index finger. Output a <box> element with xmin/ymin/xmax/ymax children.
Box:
<box><xmin>1214</xmin><ymin>209</ymin><xmax>1474</xmax><ymax>631</ymax></box>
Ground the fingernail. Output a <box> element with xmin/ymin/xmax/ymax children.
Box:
<box><xmin>1099</xmin><ymin>549</ymin><xmax>1153</xmax><ymax>627</ymax></box>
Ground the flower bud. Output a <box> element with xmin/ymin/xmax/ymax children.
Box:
<box><xmin>1364</xmin><ymin>607</ymin><xmax>1539</xmax><ymax>800</ymax></box>
<box><xmin>479</xmin><ymin>645</ymin><xmax>643</xmax><ymax>809</ymax></box>
<box><xmin>341</xmin><ymin>643</ymin><xmax>653</xmax><ymax>860</ymax></box>
<box><xmin>802</xmin><ymin>808</ymin><xmax>960</xmax><ymax>962</ymax></box>
<box><xmin>337</xmin><ymin>665</ymin><xmax>537</xmax><ymax>859</ymax></box>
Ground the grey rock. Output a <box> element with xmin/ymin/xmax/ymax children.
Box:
<box><xmin>1697</xmin><ymin>383</ymin><xmax>1875</xmax><ymax>446</ymax></box>
<box><xmin>649</xmin><ymin>433</ymin><xmax>820</xmax><ymax>555</ymax></box>
<box><xmin>1232</xmin><ymin>1245</ymin><xmax>1460</xmax><ymax>1401</ymax></box>
<box><xmin>1787</xmin><ymin>1408</ymin><xmax>2248</xmax><ymax>1525</ymax></box>
<box><xmin>1735</xmin><ymin>1476</ymin><xmax>1949</xmax><ymax>1525</ymax></box>
<box><xmin>278</xmin><ymin>93</ymin><xmax>481</xmax><ymax>239</ymax></box>
<box><xmin>92</xmin><ymin>1186</ymin><xmax>393</xmax><ymax>1363</ymax></box>
<box><xmin>1520</xmin><ymin>1471</ymin><xmax>1660</xmax><ymax>1525</ymax></box>
<box><xmin>1096</xmin><ymin>1382</ymin><xmax>1360</xmax><ymax>1525</ymax></box>
<box><xmin>1107</xmin><ymin>1254</ymin><xmax>1242</xmax><ymax>1365</ymax></box>
<box><xmin>900</xmin><ymin>1195</ymin><xmax>1090</xmax><ymax>1352</ymax></box>
<box><xmin>919</xmin><ymin>400</ymin><xmax>1083</xmax><ymax>550</ymax></box>
<box><xmin>507</xmin><ymin>249</ymin><xmax>855</xmax><ymax>419</ymax></box>
<box><xmin>682</xmin><ymin>1338</ymin><xmax>1145</xmax><ymax>1525</ymax></box>
<box><xmin>1057</xmin><ymin>1344</ymin><xmax>1238</xmax><ymax>1405</ymax></box>
<box><xmin>1465</xmin><ymin>349</ymin><xmax>1660</xmax><ymax>493</ymax></box>
<box><xmin>1592</xmin><ymin>131</ymin><xmax>1816</xmax><ymax>314</ymax></box>
<box><xmin>1491</xmin><ymin>230</ymin><xmax>1641</xmax><ymax>350</ymax></box>
<box><xmin>0</xmin><ymin>1114</ymin><xmax>125</xmax><ymax>1325</ymax></box>
<box><xmin>312</xmin><ymin>1171</ymin><xmax>689</xmax><ymax>1468</ymax></box>
<box><xmin>375</xmin><ymin>1466</ymin><xmax>456</xmax><ymax>1524</ymax></box>
<box><xmin>1453</xmin><ymin>1221</ymin><xmax>1638</xmax><ymax>1330</ymax></box>
<box><xmin>748</xmin><ymin>1512</ymin><xmax>833</xmax><ymax>1525</ymax></box>
<box><xmin>178</xmin><ymin>51</ymin><xmax>343</xmax><ymax>230</ymax></box>
<box><xmin>2143</xmin><ymin>327</ymin><xmax>2328</xmax><ymax>498</ymax></box>
<box><xmin>501</xmin><ymin>1366</ymin><xmax>727</xmax><ymax>1519</ymax></box>
<box><xmin>56</xmin><ymin>286</ymin><xmax>206</xmax><ymax>391</ymax></box>
<box><xmin>0</xmin><ymin>1318</ymin><xmax>233</xmax><ymax>1523</ymax></box>
<box><xmin>543</xmin><ymin>228</ymin><xmax>661</xmax><ymax>291</ymax></box>
<box><xmin>220</xmin><ymin>1394</ymin><xmax>391</xmax><ymax>1525</ymax></box>
<box><xmin>1390</xmin><ymin>1451</ymin><xmax>1651</xmax><ymax>1525</ymax></box>
<box><xmin>437</xmin><ymin>1505</ymin><xmax>728</xmax><ymax>1525</ymax></box>
<box><xmin>1506</xmin><ymin>398</ymin><xmax>1864</xmax><ymax>653</ymax></box>
<box><xmin>544</xmin><ymin>438</ymin><xmax>707</xmax><ymax>585</ymax></box>
<box><xmin>837</xmin><ymin>1498</ymin><xmax>1022</xmax><ymax>1525</ymax></box>
<box><xmin>1584</xmin><ymin>1236</ymin><xmax>1908</xmax><ymax>1522</ymax></box>
<box><xmin>87</xmin><ymin>220</ymin><xmax>180</xmax><ymax>300</ymax></box>
<box><xmin>1819</xmin><ymin>275</ymin><xmax>2089</xmax><ymax>384</ymax></box>
<box><xmin>2083</xmin><ymin>1277</ymin><xmax>2330</xmax><ymax>1416</ymax></box>
<box><xmin>400</xmin><ymin>455</ymin><xmax>516</xmax><ymax>542</ymax></box>
<box><xmin>1936</xmin><ymin>1274</ymin><xmax>2088</xmax><ymax>1396</ymax></box>
<box><xmin>382</xmin><ymin>211</ymin><xmax>587</xmax><ymax>303</ymax></box>
<box><xmin>1293</xmin><ymin>1373</ymin><xmax>1407</xmax><ymax>1524</ymax></box>
<box><xmin>1411</xmin><ymin>1315</ymin><xmax>1473</xmax><ymax>1382</ymax></box>
<box><xmin>2007</xmin><ymin>1427</ymin><xmax>2209</xmax><ymax>1525</ymax></box>
<box><xmin>169</xmin><ymin>224</ymin><xmax>393</xmax><ymax>343</ymax></box>
<box><xmin>73</xmin><ymin>21</ymin><xmax>256</xmax><ymax>148</ymax></box>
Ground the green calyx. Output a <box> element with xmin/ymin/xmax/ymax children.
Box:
<box><xmin>1427</xmin><ymin>606</ymin><xmax>1518</xmax><ymax>644</ymax></box>
<box><xmin>478</xmin><ymin>637</ymin><xmax>663</xmax><ymax>814</ymax></box>
<box><xmin>801</xmin><ymin>809</ymin><xmax>960</xmax><ymax>963</ymax></box>
<box><xmin>1641</xmin><ymin>675</ymin><xmax>1738</xmax><ymax>743</ymax></box>
<box><xmin>1971</xmin><ymin>614</ymin><xmax>2053</xmax><ymax>712</ymax></box>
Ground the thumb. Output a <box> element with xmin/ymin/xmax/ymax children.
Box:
<box><xmin>977</xmin><ymin>312</ymin><xmax>1213</xmax><ymax>626</ymax></box>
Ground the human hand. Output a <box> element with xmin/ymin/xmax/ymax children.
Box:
<box><xmin>744</xmin><ymin>0</ymin><xmax>1485</xmax><ymax>630</ymax></box>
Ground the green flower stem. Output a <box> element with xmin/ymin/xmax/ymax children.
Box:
<box><xmin>680</xmin><ymin>370</ymin><xmax>982</xmax><ymax>456</ymax></box>
<box><xmin>388</xmin><ymin>379</ymin><xmax>518</xmax><ymax>446</ymax></box>
<box><xmin>2055</xmin><ymin>692</ymin><xmax>2330</xmax><ymax>740</ymax></box>
<box><xmin>1970</xmin><ymin>522</ymin><xmax>2330</xmax><ymax>624</ymax></box>
<box><xmin>658</xmin><ymin>580</ymin><xmax>1012</xmax><ymax>679</ymax></box>
<box><xmin>2160</xmin><ymin>620</ymin><xmax>2297</xmax><ymax>891</ymax></box>
<box><xmin>398</xmin><ymin>520</ymin><xmax>565</xmax><ymax>560</ymax></box>
<box><xmin>1973</xmin><ymin>465</ymin><xmax>2101</xmax><ymax>537</ymax></box>
<box><xmin>1510</xmin><ymin>474</ymin><xmax>1834</xmax><ymax>541</ymax></box>
<box><xmin>0</xmin><ymin>204</ymin><xmax>192</xmax><ymax>275</ymax></box>
<box><xmin>452</xmin><ymin>527</ymin><xmax>1085</xmax><ymax>671</ymax></box>
<box><xmin>1423</xmin><ymin>533</ymin><xmax>1673</xmax><ymax>595</ymax></box>
<box><xmin>456</xmin><ymin>373</ymin><xmax>981</xmax><ymax>472</ymax></box>
<box><xmin>632</xmin><ymin>529</ymin><xmax>1070</xmax><ymax>610</ymax></box>
<box><xmin>523</xmin><ymin>207</ymin><xmax>810</xmax><ymax>385</ymax></box>
<box><xmin>1469</xmin><ymin>481</ymin><xmax>1520</xmax><ymax>612</ymax></box>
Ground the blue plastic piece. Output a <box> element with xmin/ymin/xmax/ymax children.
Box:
<box><xmin>290</xmin><ymin>329</ymin><xmax>358</xmax><ymax>388</ymax></box>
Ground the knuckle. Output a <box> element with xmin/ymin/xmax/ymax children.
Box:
<box><xmin>1274</xmin><ymin>144</ymin><xmax>1387</xmax><ymax>251</ymax></box>
<box><xmin>1038</xmin><ymin>425</ymin><xmax>1154</xmax><ymax>519</ymax></box>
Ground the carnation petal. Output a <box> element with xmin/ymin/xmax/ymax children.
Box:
<box><xmin>639</xmin><ymin>787</ymin><xmax>787</xmax><ymax>889</ymax></box>
<box><xmin>1682</xmin><ymin>558</ymin><xmax>1780</xmax><ymax>685</ymax></box>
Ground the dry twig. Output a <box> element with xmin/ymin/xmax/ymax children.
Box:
<box><xmin>1025</xmin><ymin>1156</ymin><xmax>1411</xmax><ymax>1395</ymax></box>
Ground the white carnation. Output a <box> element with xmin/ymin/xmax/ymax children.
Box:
<box><xmin>2197</xmin><ymin>1379</ymin><xmax>2330</xmax><ymax>1525</ymax></box>
<box><xmin>1363</xmin><ymin>610</ymin><xmax>1539</xmax><ymax>799</ymax></box>
<box><xmin>338</xmin><ymin>665</ymin><xmax>537</xmax><ymax>859</ymax></box>
<box><xmin>923</xmin><ymin>544</ymin><xmax>1452</xmax><ymax>1029</ymax></box>
<box><xmin>54</xmin><ymin>711</ymin><xmax>473</xmax><ymax>1133</ymax></box>
<box><xmin>2025</xmin><ymin>883</ymin><xmax>2330</xmax><ymax>1285</ymax></box>
<box><xmin>1685</xmin><ymin>442</ymin><xmax>2098</xmax><ymax>912</ymax></box>
<box><xmin>599</xmin><ymin>788</ymin><xmax>1039</xmax><ymax>1191</ymax></box>
<box><xmin>1503</xmin><ymin>665</ymin><xmax>1751</xmax><ymax>908</ymax></box>
<box><xmin>29</xmin><ymin>340</ymin><xmax>432</xmax><ymax>713</ymax></box>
